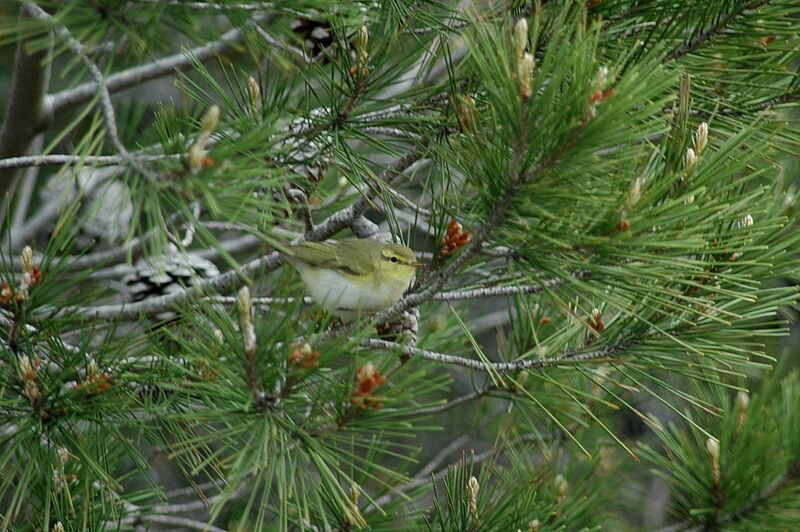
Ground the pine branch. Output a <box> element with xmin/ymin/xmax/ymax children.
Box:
<box><xmin>361</xmin><ymin>338</ymin><xmax>624</xmax><ymax>372</ymax></box>
<box><xmin>0</xmin><ymin>153</ymin><xmax>181</xmax><ymax>170</ymax></box>
<box><xmin>125</xmin><ymin>514</ymin><xmax>228</xmax><ymax>532</ymax></box>
<box><xmin>364</xmin><ymin>432</ymin><xmax>544</xmax><ymax>514</ymax></box>
<box><xmin>665</xmin><ymin>0</ymin><xmax>773</xmax><ymax>61</ymax></box>
<box><xmin>721</xmin><ymin>458</ymin><xmax>800</xmax><ymax>527</ymax></box>
<box><xmin>132</xmin><ymin>0</ymin><xmax>274</xmax><ymax>10</ymax></box>
<box><xmin>432</xmin><ymin>271</ymin><xmax>591</xmax><ymax>301</ymax></box>
<box><xmin>660</xmin><ymin>458</ymin><xmax>800</xmax><ymax>532</ymax></box>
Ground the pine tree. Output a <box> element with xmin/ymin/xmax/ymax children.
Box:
<box><xmin>0</xmin><ymin>1</ymin><xmax>798</xmax><ymax>530</ymax></box>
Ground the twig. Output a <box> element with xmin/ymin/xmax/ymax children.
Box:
<box><xmin>128</xmin><ymin>514</ymin><xmax>228</xmax><ymax>532</ymax></box>
<box><xmin>286</xmin><ymin>188</ymin><xmax>314</xmax><ymax>232</ymax></box>
<box><xmin>23</xmin><ymin>3</ymin><xmax>147</xmax><ymax>177</ymax></box>
<box><xmin>133</xmin><ymin>0</ymin><xmax>275</xmax><ymax>10</ymax></box>
<box><xmin>350</xmin><ymin>216</ymin><xmax>379</xmax><ymax>238</ymax></box>
<box><xmin>415</xmin><ymin>435</ymin><xmax>471</xmax><ymax>480</ymax></box>
<box><xmin>432</xmin><ymin>272</ymin><xmax>590</xmax><ymax>301</ymax></box>
<box><xmin>364</xmin><ymin>432</ymin><xmax>544</xmax><ymax>513</ymax></box>
<box><xmin>253</xmin><ymin>24</ymin><xmax>306</xmax><ymax>61</ymax></box>
<box><xmin>401</xmin><ymin>388</ymin><xmax>492</xmax><ymax>417</ymax></box>
<box><xmin>210</xmin><ymin>295</ymin><xmax>315</xmax><ymax>307</ymax></box>
<box><xmin>361</xmin><ymin>338</ymin><xmax>624</xmax><ymax>373</ymax></box>
<box><xmin>0</xmin><ymin>153</ymin><xmax>181</xmax><ymax>170</ymax></box>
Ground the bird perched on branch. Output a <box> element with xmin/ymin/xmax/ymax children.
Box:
<box><xmin>282</xmin><ymin>238</ymin><xmax>422</xmax><ymax>318</ymax></box>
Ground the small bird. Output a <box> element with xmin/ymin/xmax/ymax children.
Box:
<box><xmin>282</xmin><ymin>238</ymin><xmax>423</xmax><ymax>317</ymax></box>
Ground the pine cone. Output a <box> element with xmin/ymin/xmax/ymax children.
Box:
<box><xmin>123</xmin><ymin>252</ymin><xmax>219</xmax><ymax>302</ymax></box>
<box><xmin>290</xmin><ymin>18</ymin><xmax>335</xmax><ymax>60</ymax></box>
<box><xmin>376</xmin><ymin>307</ymin><xmax>420</xmax><ymax>346</ymax></box>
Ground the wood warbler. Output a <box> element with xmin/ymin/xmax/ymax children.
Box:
<box><xmin>282</xmin><ymin>238</ymin><xmax>422</xmax><ymax>317</ymax></box>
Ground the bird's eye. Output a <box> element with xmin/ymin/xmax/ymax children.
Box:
<box><xmin>390</xmin><ymin>256</ymin><xmax>399</xmax><ymax>263</ymax></box>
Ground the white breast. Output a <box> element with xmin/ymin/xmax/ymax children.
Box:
<box><xmin>290</xmin><ymin>261</ymin><xmax>410</xmax><ymax>315</ymax></box>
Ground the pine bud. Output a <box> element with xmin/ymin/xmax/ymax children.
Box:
<box><xmin>628</xmin><ymin>177</ymin><xmax>643</xmax><ymax>207</ymax></box>
<box><xmin>187</xmin><ymin>144</ymin><xmax>206</xmax><ymax>174</ymax></box>
<box><xmin>528</xmin><ymin>519</ymin><xmax>541</xmax><ymax>532</ymax></box>
<box><xmin>467</xmin><ymin>476</ymin><xmax>479</xmax><ymax>522</ymax></box>
<box><xmin>706</xmin><ymin>437</ymin><xmax>720</xmax><ymax>486</ymax></box>
<box><xmin>741</xmin><ymin>214</ymin><xmax>754</xmax><ymax>228</ymax></box>
<box><xmin>58</xmin><ymin>447</ymin><xmax>70</xmax><ymax>467</ymax></box>
<box><xmin>357</xmin><ymin>25</ymin><xmax>369</xmax><ymax>75</ymax></box>
<box><xmin>20</xmin><ymin>355</ymin><xmax>35</xmax><ymax>380</ymax></box>
<box><xmin>683</xmin><ymin>147</ymin><xmax>697</xmax><ymax>169</ymax></box>
<box><xmin>200</xmin><ymin>105</ymin><xmax>220</xmax><ymax>138</ymax></box>
<box><xmin>735</xmin><ymin>391</ymin><xmax>749</xmax><ymax>433</ymax></box>
<box><xmin>513</xmin><ymin>18</ymin><xmax>529</xmax><ymax>61</ymax></box>
<box><xmin>590</xmin><ymin>308</ymin><xmax>605</xmax><ymax>333</ymax></box>
<box><xmin>517</xmin><ymin>52</ymin><xmax>534</xmax><ymax>99</ymax></box>
<box><xmin>87</xmin><ymin>358</ymin><xmax>99</xmax><ymax>380</ymax></box>
<box><xmin>595</xmin><ymin>66</ymin><xmax>609</xmax><ymax>88</ymax></box>
<box><xmin>694</xmin><ymin>122</ymin><xmax>708</xmax><ymax>155</ymax></box>
<box><xmin>555</xmin><ymin>473</ymin><xmax>568</xmax><ymax>501</ymax></box>
<box><xmin>456</xmin><ymin>94</ymin><xmax>479</xmax><ymax>131</ymax></box>
<box><xmin>237</xmin><ymin>286</ymin><xmax>256</xmax><ymax>355</ymax></box>
<box><xmin>247</xmin><ymin>76</ymin><xmax>260</xmax><ymax>115</ymax></box>
<box><xmin>349</xmin><ymin>483</ymin><xmax>361</xmax><ymax>506</ymax></box>
<box><xmin>53</xmin><ymin>523</ymin><xmax>65</xmax><ymax>532</ymax></box>
<box><xmin>21</xmin><ymin>246</ymin><xmax>33</xmax><ymax>274</ymax></box>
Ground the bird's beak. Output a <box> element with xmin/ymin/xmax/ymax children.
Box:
<box><xmin>410</xmin><ymin>260</ymin><xmax>425</xmax><ymax>268</ymax></box>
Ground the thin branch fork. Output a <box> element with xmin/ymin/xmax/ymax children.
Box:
<box><xmin>23</xmin><ymin>2</ymin><xmax>145</xmax><ymax>177</ymax></box>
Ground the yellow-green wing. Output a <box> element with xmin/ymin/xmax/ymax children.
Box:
<box><xmin>286</xmin><ymin>240</ymin><xmax>368</xmax><ymax>276</ymax></box>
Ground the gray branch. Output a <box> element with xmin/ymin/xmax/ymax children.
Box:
<box><xmin>361</xmin><ymin>338</ymin><xmax>623</xmax><ymax>372</ymax></box>
<box><xmin>0</xmin><ymin>153</ymin><xmax>181</xmax><ymax>170</ymax></box>
<box><xmin>432</xmin><ymin>271</ymin><xmax>590</xmax><ymax>301</ymax></box>
<box><xmin>23</xmin><ymin>3</ymin><xmax>144</xmax><ymax>174</ymax></box>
